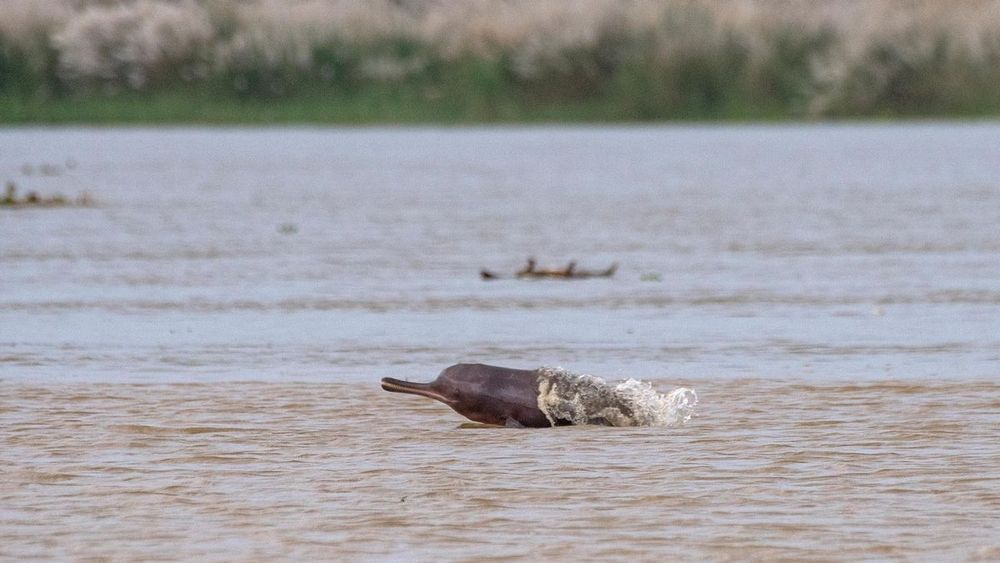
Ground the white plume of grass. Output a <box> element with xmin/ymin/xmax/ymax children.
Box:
<box><xmin>51</xmin><ymin>0</ymin><xmax>213</xmax><ymax>90</ymax></box>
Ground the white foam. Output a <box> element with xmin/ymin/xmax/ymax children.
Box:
<box><xmin>536</xmin><ymin>367</ymin><xmax>698</xmax><ymax>427</ymax></box>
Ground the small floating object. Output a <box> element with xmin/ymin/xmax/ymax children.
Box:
<box><xmin>278</xmin><ymin>222</ymin><xmax>298</xmax><ymax>234</ymax></box>
<box><xmin>38</xmin><ymin>163</ymin><xmax>62</xmax><ymax>176</ymax></box>
<box><xmin>21</xmin><ymin>162</ymin><xmax>67</xmax><ymax>176</ymax></box>
<box><xmin>481</xmin><ymin>257</ymin><xmax>618</xmax><ymax>280</ymax></box>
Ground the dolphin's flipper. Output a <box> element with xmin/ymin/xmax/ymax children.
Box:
<box><xmin>457</xmin><ymin>422</ymin><xmax>503</xmax><ymax>429</ymax></box>
<box><xmin>505</xmin><ymin>417</ymin><xmax>525</xmax><ymax>428</ymax></box>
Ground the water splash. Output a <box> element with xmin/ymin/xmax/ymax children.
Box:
<box><xmin>536</xmin><ymin>367</ymin><xmax>698</xmax><ymax>427</ymax></box>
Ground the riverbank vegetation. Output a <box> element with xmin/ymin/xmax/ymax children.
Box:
<box><xmin>2</xmin><ymin>0</ymin><xmax>1000</xmax><ymax>123</ymax></box>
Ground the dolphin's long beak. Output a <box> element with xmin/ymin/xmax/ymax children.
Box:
<box><xmin>380</xmin><ymin>377</ymin><xmax>455</xmax><ymax>405</ymax></box>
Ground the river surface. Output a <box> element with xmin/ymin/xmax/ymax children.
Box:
<box><xmin>1</xmin><ymin>124</ymin><xmax>999</xmax><ymax>559</ymax></box>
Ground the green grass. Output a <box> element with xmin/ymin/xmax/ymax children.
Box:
<box><xmin>6</xmin><ymin>83</ymin><xmax>999</xmax><ymax>126</ymax></box>
<box><xmin>0</xmin><ymin>89</ymin><xmax>799</xmax><ymax>125</ymax></box>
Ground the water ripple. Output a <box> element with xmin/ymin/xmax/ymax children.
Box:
<box><xmin>1</xmin><ymin>379</ymin><xmax>997</xmax><ymax>559</ymax></box>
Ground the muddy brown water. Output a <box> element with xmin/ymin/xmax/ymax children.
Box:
<box><xmin>2</xmin><ymin>125</ymin><xmax>999</xmax><ymax>559</ymax></box>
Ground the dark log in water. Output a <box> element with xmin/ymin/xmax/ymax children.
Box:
<box><xmin>481</xmin><ymin>258</ymin><xmax>618</xmax><ymax>280</ymax></box>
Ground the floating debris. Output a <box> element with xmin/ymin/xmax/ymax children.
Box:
<box><xmin>481</xmin><ymin>257</ymin><xmax>618</xmax><ymax>280</ymax></box>
<box><xmin>0</xmin><ymin>182</ymin><xmax>95</xmax><ymax>209</ymax></box>
<box><xmin>278</xmin><ymin>223</ymin><xmax>299</xmax><ymax>234</ymax></box>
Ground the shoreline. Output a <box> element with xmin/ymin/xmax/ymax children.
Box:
<box><xmin>3</xmin><ymin>114</ymin><xmax>1000</xmax><ymax>128</ymax></box>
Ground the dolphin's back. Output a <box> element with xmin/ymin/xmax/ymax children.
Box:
<box><xmin>441</xmin><ymin>363</ymin><xmax>553</xmax><ymax>427</ymax></box>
